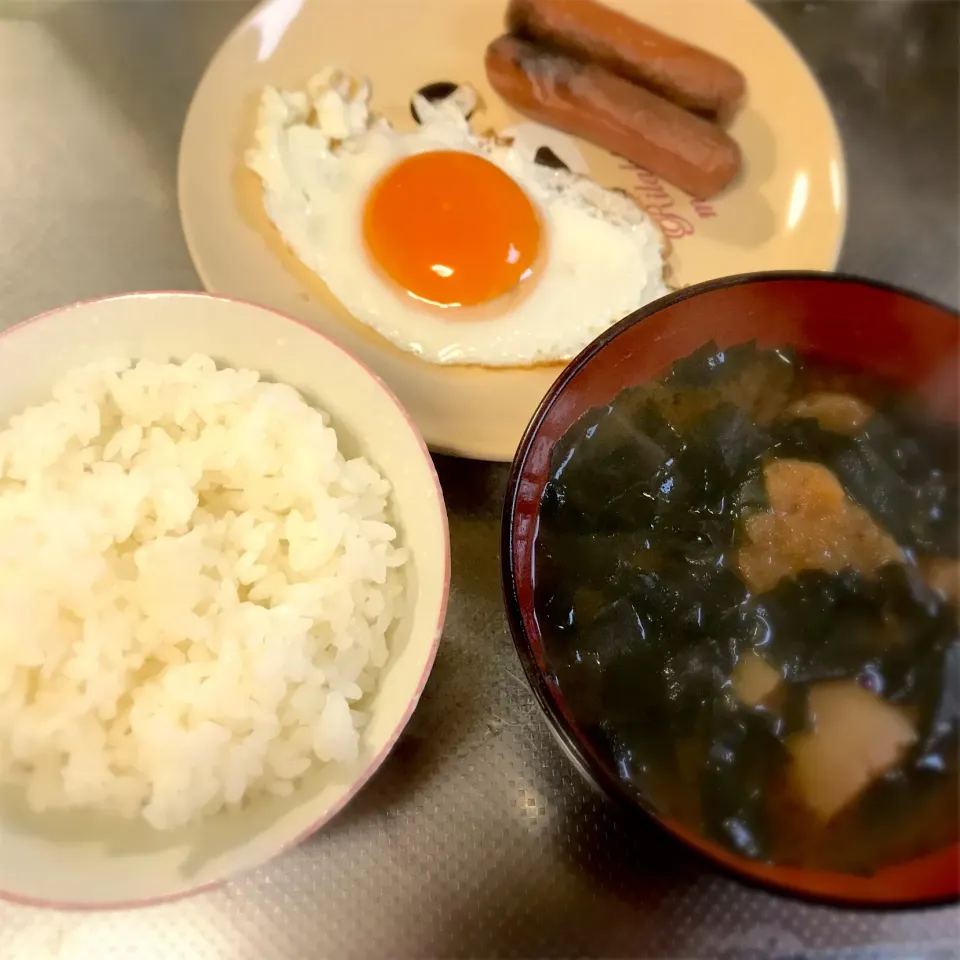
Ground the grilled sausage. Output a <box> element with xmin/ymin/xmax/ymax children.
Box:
<box><xmin>485</xmin><ymin>35</ymin><xmax>741</xmax><ymax>199</ymax></box>
<box><xmin>507</xmin><ymin>0</ymin><xmax>746</xmax><ymax>125</ymax></box>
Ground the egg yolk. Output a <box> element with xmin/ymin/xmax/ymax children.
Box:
<box><xmin>362</xmin><ymin>151</ymin><xmax>540</xmax><ymax>308</ymax></box>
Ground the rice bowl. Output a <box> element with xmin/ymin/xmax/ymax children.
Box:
<box><xmin>0</xmin><ymin>292</ymin><xmax>449</xmax><ymax>907</ymax></box>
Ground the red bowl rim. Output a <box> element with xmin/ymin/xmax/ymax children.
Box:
<box><xmin>500</xmin><ymin>269</ymin><xmax>960</xmax><ymax>909</ymax></box>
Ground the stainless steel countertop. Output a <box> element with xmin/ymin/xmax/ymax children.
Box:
<box><xmin>0</xmin><ymin>2</ymin><xmax>957</xmax><ymax>958</ymax></box>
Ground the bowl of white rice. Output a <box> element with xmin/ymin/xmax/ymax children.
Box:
<box><xmin>0</xmin><ymin>292</ymin><xmax>449</xmax><ymax>907</ymax></box>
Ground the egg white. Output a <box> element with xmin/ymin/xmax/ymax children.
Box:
<box><xmin>247</xmin><ymin>68</ymin><xmax>668</xmax><ymax>367</ymax></box>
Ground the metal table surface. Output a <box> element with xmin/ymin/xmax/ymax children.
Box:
<box><xmin>0</xmin><ymin>1</ymin><xmax>957</xmax><ymax>957</ymax></box>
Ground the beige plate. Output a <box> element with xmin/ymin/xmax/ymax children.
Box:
<box><xmin>178</xmin><ymin>0</ymin><xmax>847</xmax><ymax>462</ymax></box>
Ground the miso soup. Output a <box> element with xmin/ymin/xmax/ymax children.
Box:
<box><xmin>534</xmin><ymin>341</ymin><xmax>959</xmax><ymax>873</ymax></box>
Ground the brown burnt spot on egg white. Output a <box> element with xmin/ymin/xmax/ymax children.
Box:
<box><xmin>411</xmin><ymin>82</ymin><xmax>475</xmax><ymax>124</ymax></box>
<box><xmin>533</xmin><ymin>146</ymin><xmax>570</xmax><ymax>171</ymax></box>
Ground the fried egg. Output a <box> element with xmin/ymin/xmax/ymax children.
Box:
<box><xmin>247</xmin><ymin>68</ymin><xmax>668</xmax><ymax>367</ymax></box>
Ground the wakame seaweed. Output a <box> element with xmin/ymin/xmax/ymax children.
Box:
<box><xmin>534</xmin><ymin>342</ymin><xmax>960</xmax><ymax>870</ymax></box>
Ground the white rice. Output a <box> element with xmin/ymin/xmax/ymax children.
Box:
<box><xmin>0</xmin><ymin>354</ymin><xmax>406</xmax><ymax>830</ymax></box>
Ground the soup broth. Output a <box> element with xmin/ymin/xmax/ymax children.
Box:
<box><xmin>534</xmin><ymin>341</ymin><xmax>959</xmax><ymax>873</ymax></box>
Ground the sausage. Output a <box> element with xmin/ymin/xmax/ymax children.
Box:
<box><xmin>484</xmin><ymin>35</ymin><xmax>741</xmax><ymax>200</ymax></box>
<box><xmin>507</xmin><ymin>0</ymin><xmax>746</xmax><ymax>125</ymax></box>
